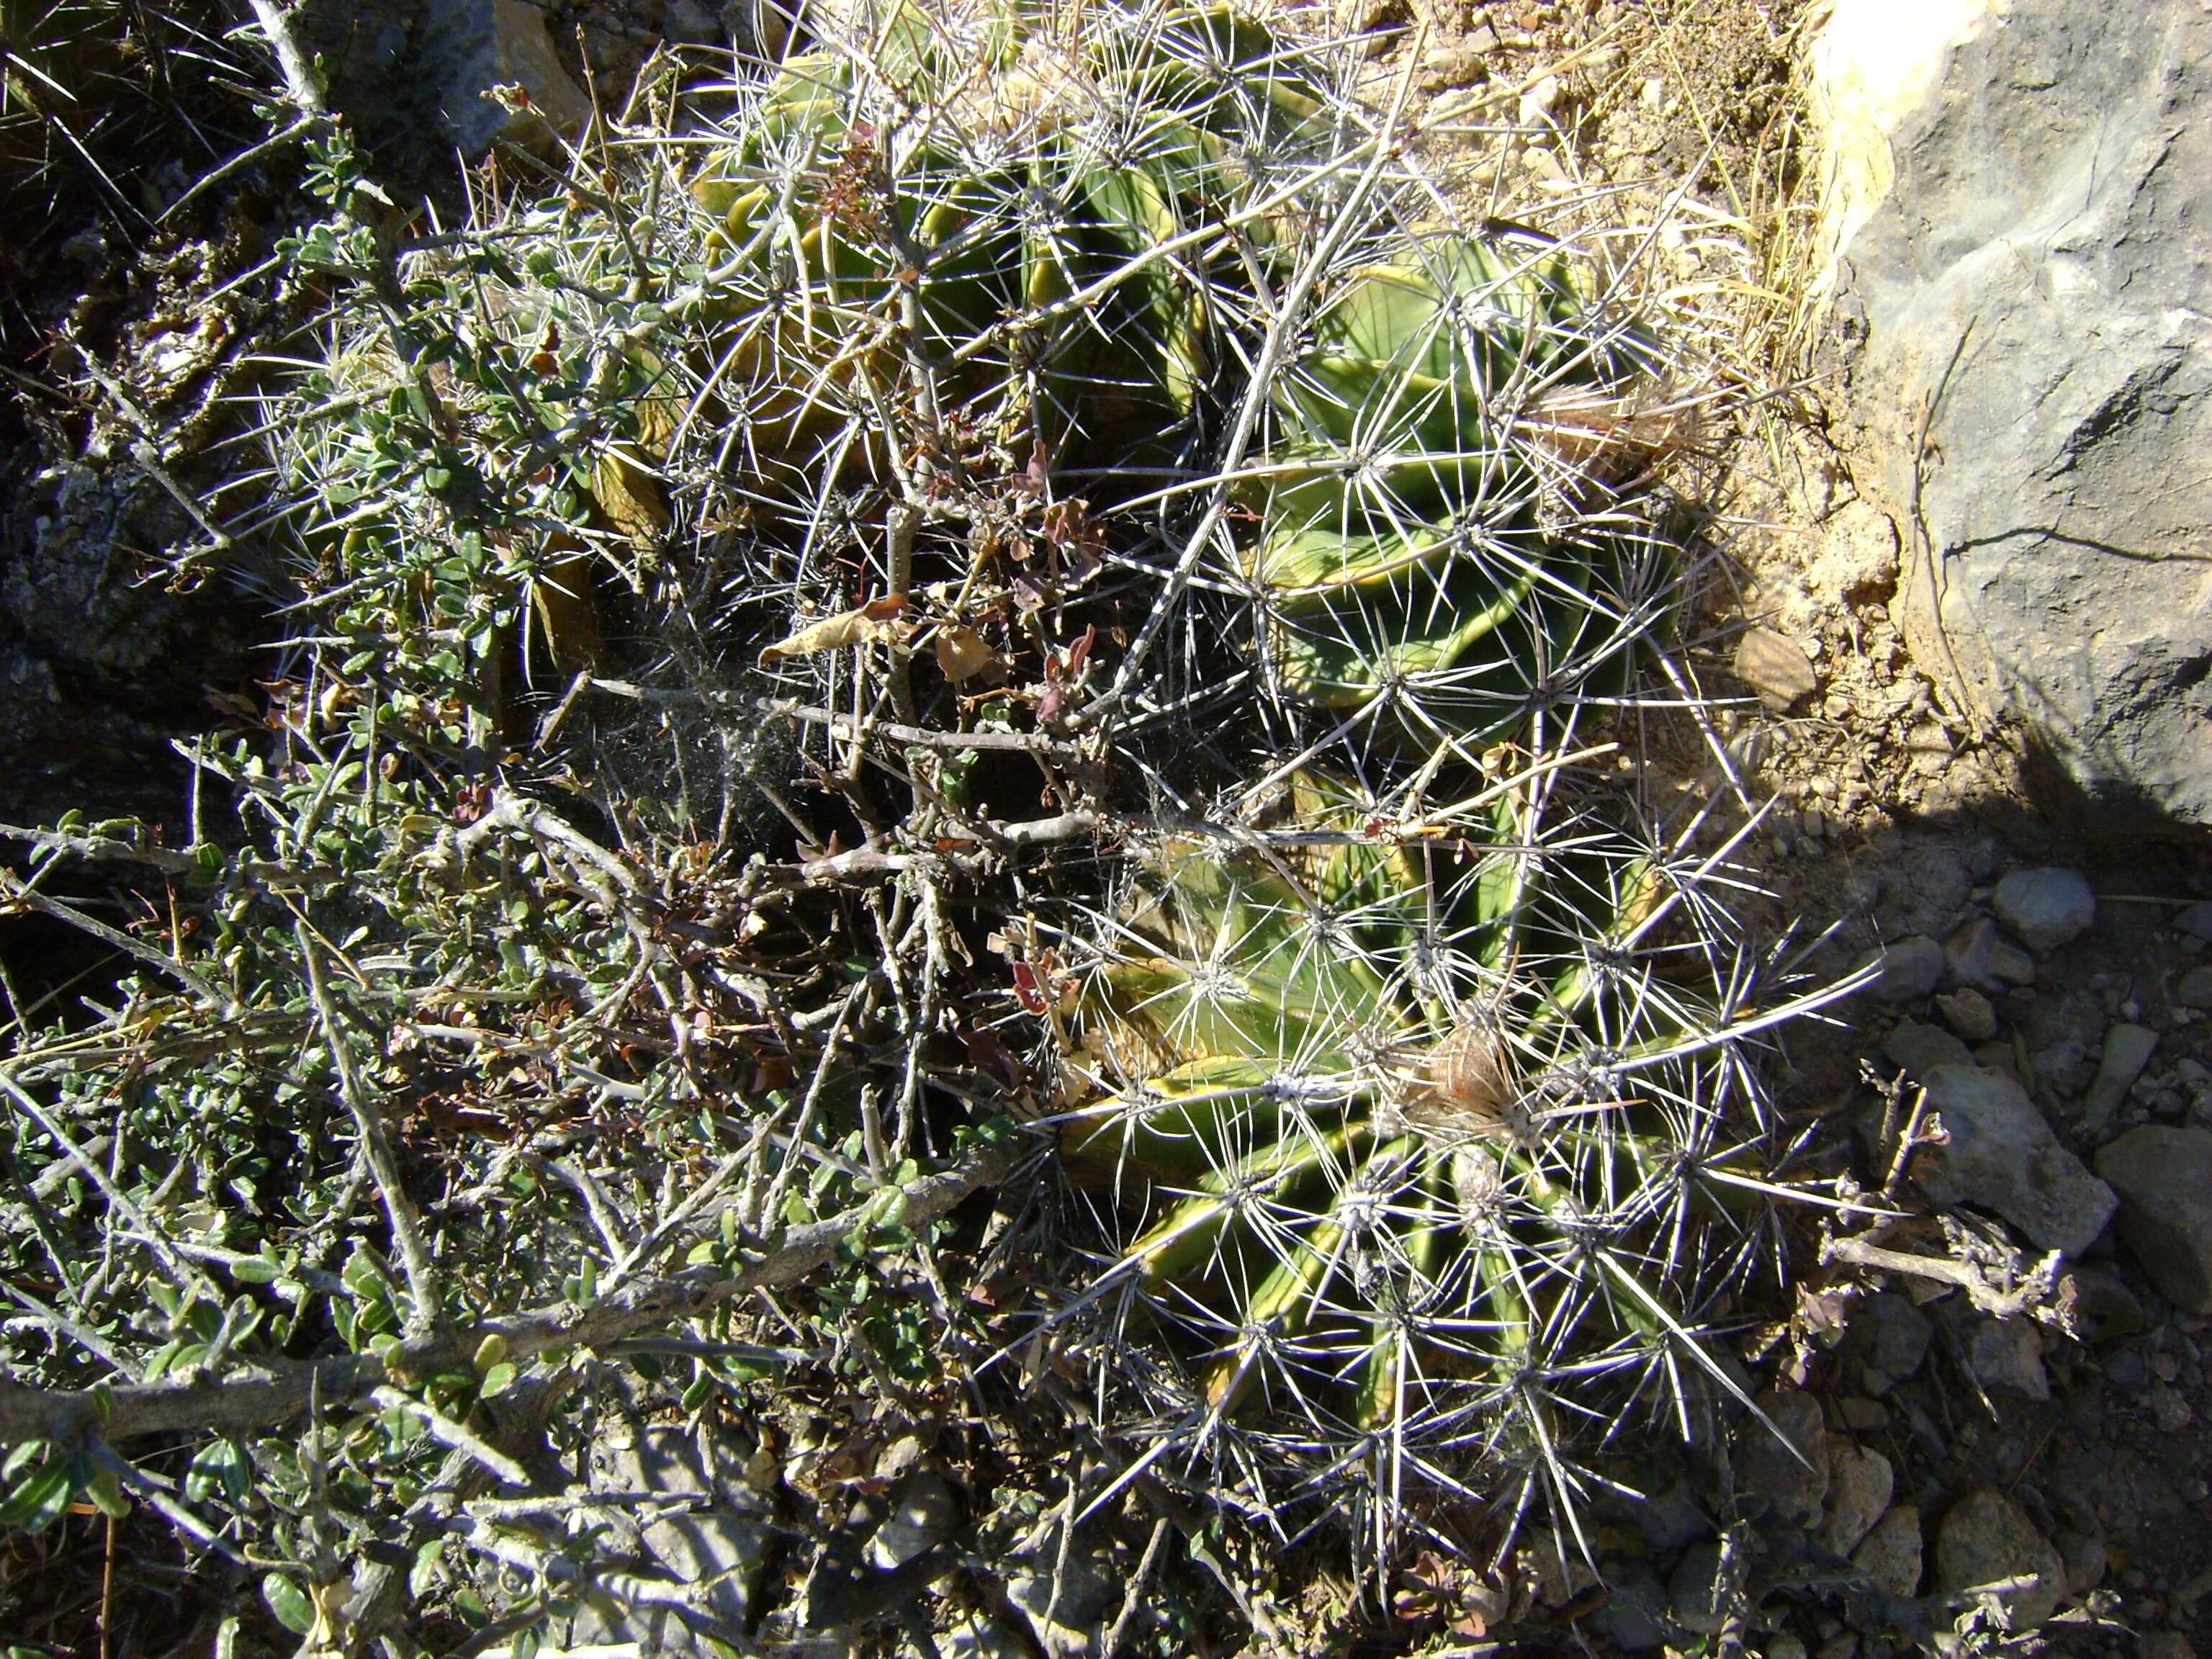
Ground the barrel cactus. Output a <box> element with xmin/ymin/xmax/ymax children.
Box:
<box><xmin>1056</xmin><ymin>763</ymin><xmax>1795</xmax><ymax>1554</ymax></box>
<box><xmin>258</xmin><ymin>0</ymin><xmax>1799</xmax><ymax>1593</ymax></box>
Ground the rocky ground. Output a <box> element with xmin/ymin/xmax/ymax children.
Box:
<box><xmin>1</xmin><ymin>1</ymin><xmax>2208</xmax><ymax>1655</ymax></box>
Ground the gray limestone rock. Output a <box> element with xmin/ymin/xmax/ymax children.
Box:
<box><xmin>1934</xmin><ymin>1487</ymin><xmax>2066</xmax><ymax>1632</ymax></box>
<box><xmin>1858</xmin><ymin>935</ymin><xmax>1946</xmax><ymax>1002</ymax></box>
<box><xmin>1946</xmin><ymin>917</ymin><xmax>2037</xmax><ymax>993</ymax></box>
<box><xmin>2094</xmin><ymin>1125</ymin><xmax>2212</xmax><ymax>1312</ymax></box>
<box><xmin>1009</xmin><ymin>1550</ymin><xmax>1121</xmax><ymax>1658</ymax></box>
<box><xmin>1992</xmin><ymin>868</ymin><xmax>2097</xmax><ymax>954</ymax></box>
<box><xmin>1882</xmin><ymin>1022</ymin><xmax>1975</xmax><ymax>1081</ymax></box>
<box><xmin>1913</xmin><ymin>1066</ymin><xmax>2116</xmax><ymax>1254</ymax></box>
<box><xmin>1592</xmin><ymin>1560</ymin><xmax>1674</xmax><ymax>1652</ymax></box>
<box><xmin>2020</xmin><ymin>986</ymin><xmax>2108</xmax><ymax>1099</ymax></box>
<box><xmin>291</xmin><ymin>0</ymin><xmax>593</xmax><ymax>180</ymax></box>
<box><xmin>664</xmin><ymin>0</ymin><xmax>725</xmax><ymax>40</ymax></box>
<box><xmin>1962</xmin><ymin>1314</ymin><xmax>2050</xmax><ymax>1400</ymax></box>
<box><xmin>1819</xmin><ymin>2</ymin><xmax>2212</xmax><ymax>830</ymax></box>
<box><xmin>564</xmin><ymin>1426</ymin><xmax>772</xmax><ymax>1652</ymax></box>
<box><xmin>1633</xmin><ymin>1480</ymin><xmax>1714</xmax><ymax>1552</ymax></box>
<box><xmin>1666</xmin><ymin>1540</ymin><xmax>1730</xmax><ymax>1636</ymax></box>
<box><xmin>869</xmin><ymin>1469</ymin><xmax>962</xmax><ymax>1569</ymax></box>
<box><xmin>1855</xmin><ymin>1291</ymin><xmax>1933</xmax><ymax>1389</ymax></box>
<box><xmin>2080</xmin><ymin>1022</ymin><xmax>2160</xmax><ymax>1135</ymax></box>
<box><xmin>1820</xmin><ymin>1442</ymin><xmax>1894</xmax><ymax>1557</ymax></box>
<box><xmin>1937</xmin><ymin>986</ymin><xmax>2000</xmax><ymax>1041</ymax></box>
<box><xmin>945</xmin><ymin>1619</ymin><xmax>1031</xmax><ymax>1659</ymax></box>
<box><xmin>1853</xmin><ymin>1505</ymin><xmax>1924</xmax><ymax>1599</ymax></box>
<box><xmin>641</xmin><ymin>1513</ymin><xmax>770</xmax><ymax>1624</ymax></box>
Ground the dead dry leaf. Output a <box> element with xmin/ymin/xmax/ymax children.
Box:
<box><xmin>760</xmin><ymin>595</ymin><xmax>909</xmax><ymax>663</ymax></box>
<box><xmin>592</xmin><ymin>446</ymin><xmax>670</xmax><ymax>547</ymax></box>
<box><xmin>934</xmin><ymin>624</ymin><xmax>999</xmax><ymax>682</ymax></box>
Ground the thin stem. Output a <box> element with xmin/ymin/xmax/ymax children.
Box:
<box><xmin>296</xmin><ymin>923</ymin><xmax>443</xmax><ymax>1335</ymax></box>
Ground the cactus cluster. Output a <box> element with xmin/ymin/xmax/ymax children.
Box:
<box><xmin>1058</xmin><ymin>773</ymin><xmax>1798</xmax><ymax>1559</ymax></box>
<box><xmin>259</xmin><ymin>0</ymin><xmax>1799</xmax><ymax>1585</ymax></box>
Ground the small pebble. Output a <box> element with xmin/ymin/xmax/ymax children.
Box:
<box><xmin>2175</xmin><ymin>966</ymin><xmax>2212</xmax><ymax>1010</ymax></box>
<box><xmin>2175</xmin><ymin>902</ymin><xmax>2212</xmax><ymax>943</ymax></box>
<box><xmin>1821</xmin><ymin>1442</ymin><xmax>1894</xmax><ymax>1557</ymax></box>
<box><xmin>1992</xmin><ymin>867</ymin><xmax>2097</xmax><ymax>953</ymax></box>
<box><xmin>2081</xmin><ymin>1023</ymin><xmax>2160</xmax><ymax>1136</ymax></box>
<box><xmin>1858</xmin><ymin>1291</ymin><xmax>1933</xmax><ymax>1382</ymax></box>
<box><xmin>1934</xmin><ymin>1488</ymin><xmax>2066</xmax><ymax>1630</ymax></box>
<box><xmin>2054</xmin><ymin>1528</ymin><xmax>2108</xmax><ymax>1596</ymax></box>
<box><xmin>1517</xmin><ymin>72</ymin><xmax>1561</xmax><ymax>122</ymax></box>
<box><xmin>1858</xmin><ymin>935</ymin><xmax>1946</xmax><ymax>1002</ymax></box>
<box><xmin>1736</xmin><ymin>626</ymin><xmax>1819</xmax><ymax>711</ymax></box>
<box><xmin>1853</xmin><ymin>1505</ymin><xmax>1924</xmax><ymax>1599</ymax></box>
<box><xmin>1838</xmin><ymin>1395</ymin><xmax>1889</xmax><ymax>1431</ymax></box>
<box><xmin>1937</xmin><ymin>986</ymin><xmax>2000</xmax><ymax>1041</ymax></box>
<box><xmin>1964</xmin><ymin>1314</ymin><xmax>2049</xmax><ymax>1400</ymax></box>
<box><xmin>1948</xmin><ymin>916</ymin><xmax>2038</xmax><ymax>990</ymax></box>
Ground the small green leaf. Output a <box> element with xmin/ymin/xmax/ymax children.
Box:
<box><xmin>262</xmin><ymin>1573</ymin><xmax>316</xmax><ymax>1636</ymax></box>
<box><xmin>409</xmin><ymin>1536</ymin><xmax>449</xmax><ymax>1596</ymax></box>
<box><xmin>84</xmin><ymin>1463</ymin><xmax>130</xmax><ymax>1519</ymax></box>
<box><xmin>478</xmin><ymin>1363</ymin><xmax>516</xmax><ymax>1398</ymax></box>
<box><xmin>0</xmin><ymin>1460</ymin><xmax>73</xmax><ymax>1532</ymax></box>
<box><xmin>185</xmin><ymin>1439</ymin><xmax>251</xmax><ymax>1506</ymax></box>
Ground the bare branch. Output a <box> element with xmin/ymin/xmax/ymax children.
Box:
<box><xmin>368</xmin><ymin>1388</ymin><xmax>531</xmax><ymax>1488</ymax></box>
<box><xmin>0</xmin><ymin>876</ymin><xmax>229</xmax><ymax>1010</ymax></box>
<box><xmin>1820</xmin><ymin>1232</ymin><xmax>2069</xmax><ymax>1326</ymax></box>
<box><xmin>0</xmin><ymin>1136</ymin><xmax>1021</xmax><ymax>1447</ymax></box>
